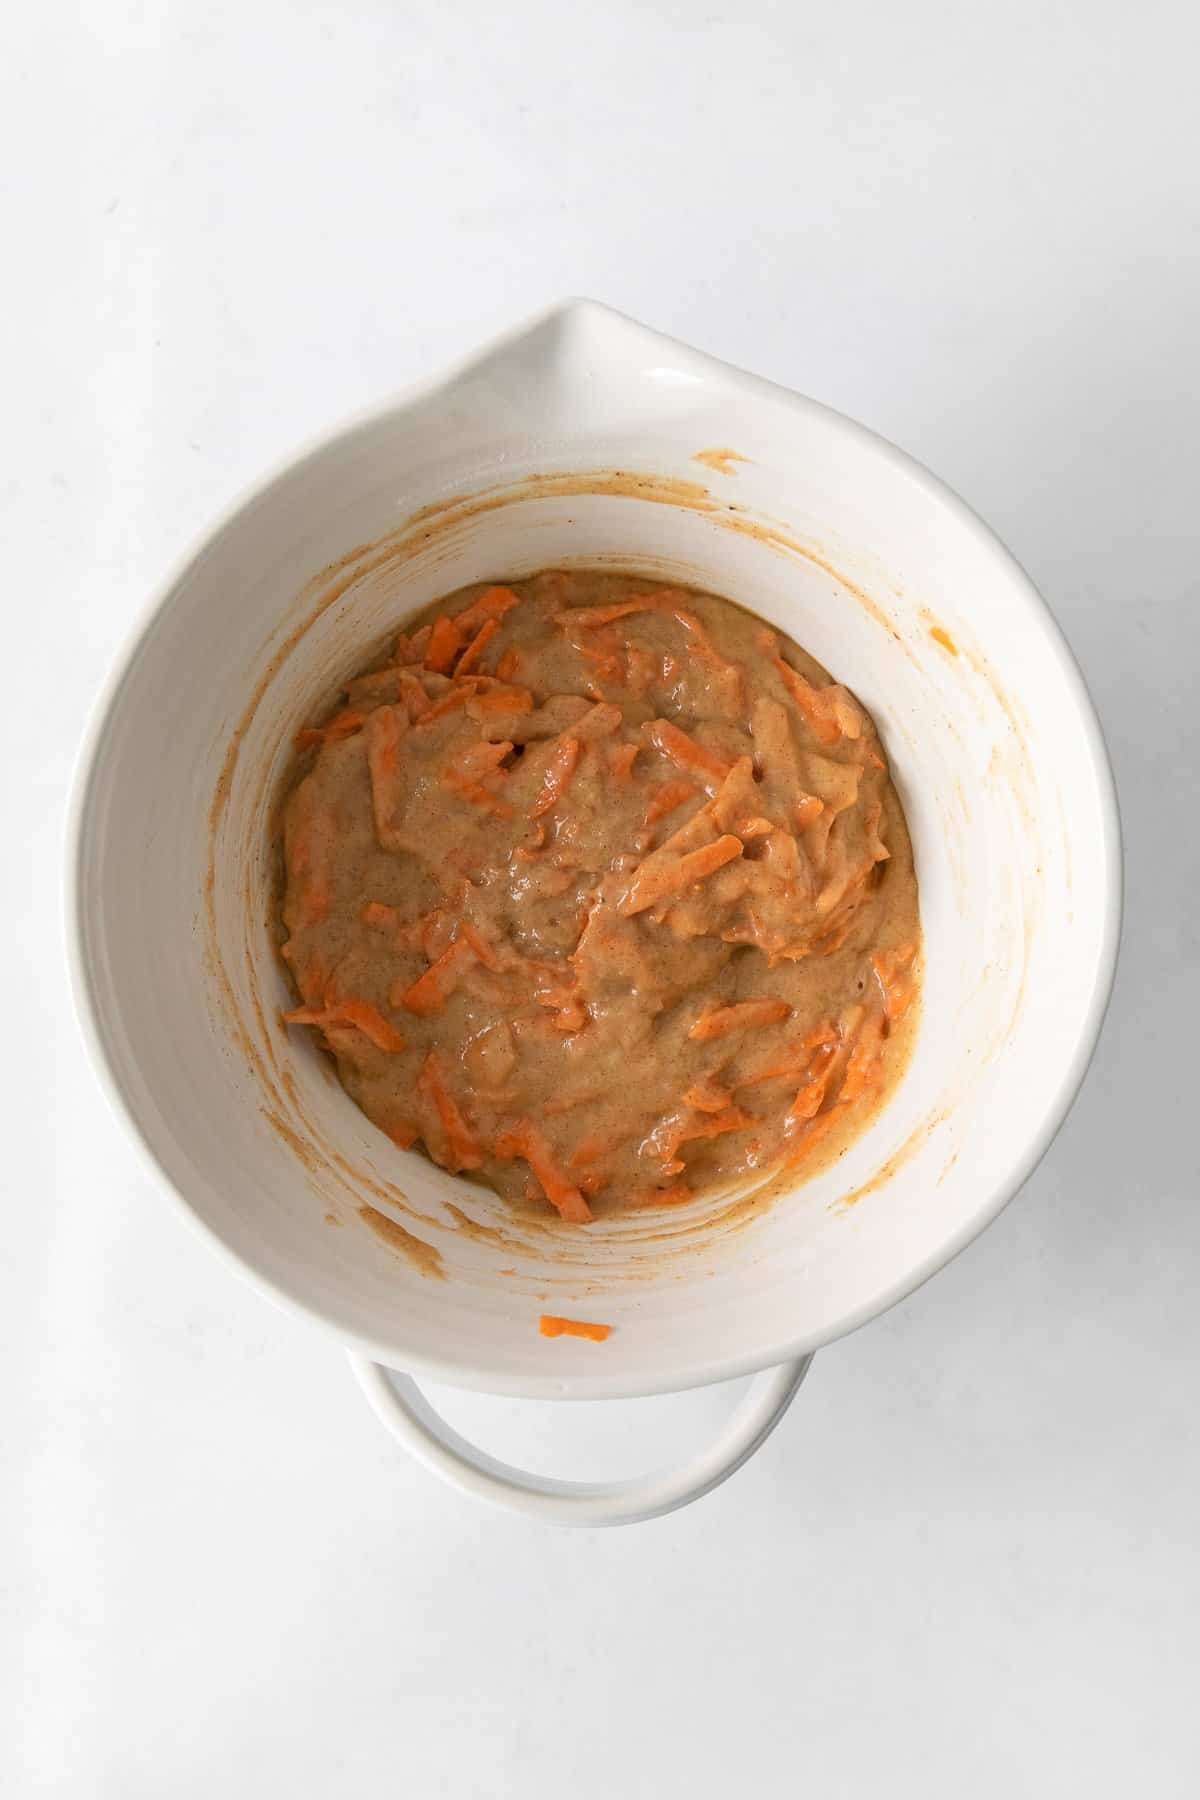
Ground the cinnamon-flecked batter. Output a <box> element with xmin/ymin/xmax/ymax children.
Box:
<box><xmin>278</xmin><ymin>571</ymin><xmax>920</xmax><ymax>1221</ymax></box>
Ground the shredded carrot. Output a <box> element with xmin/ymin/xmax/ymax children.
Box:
<box><xmin>538</xmin><ymin>1314</ymin><xmax>610</xmax><ymax>1341</ymax></box>
<box><xmin>681</xmin><ymin>1077</ymin><xmax>733</xmax><ymax>1113</ymax></box>
<box><xmin>741</xmin><ymin>1017</ymin><xmax>839</xmax><ymax>1087</ymax></box>
<box><xmin>395</xmin><ymin>935</ymin><xmax>477</xmax><ymax>1014</ymax></box>
<box><xmin>454</xmin><ymin>616</ymin><xmax>500</xmax><ymax>677</ymax></box>
<box><xmin>774</xmin><ymin>658</ymin><xmax>843</xmax><ymax>745</ymax></box>
<box><xmin>555</xmin><ymin>600</ymin><xmax>649</xmax><ymax>628</ymax></box>
<box><xmin>837</xmin><ymin>1011</ymin><xmax>886</xmax><ymax>1106</ymax></box>
<box><xmin>678</xmin><ymin>1105</ymin><xmax>755</xmax><ymax>1144</ymax></box>
<box><xmin>465</xmin><ymin>685</ymin><xmax>534</xmax><ymax>718</ymax></box>
<box><xmin>554</xmin><ymin>590</ymin><xmax>696</xmax><ymax>632</ymax></box>
<box><xmin>536</xmin><ymin>982</ymin><xmax>587</xmax><ymax>1032</ymax></box>
<box><xmin>688</xmin><ymin>998</ymin><xmax>791</xmax><ymax>1041</ymax></box>
<box><xmin>495</xmin><ymin>1123</ymin><xmax>593</xmax><ymax>1223</ymax></box>
<box><xmin>529</xmin><ymin>736</ymin><xmax>580</xmax><ymax>818</ymax></box>
<box><xmin>396</xmin><ymin>672</ymin><xmax>432</xmax><ymax>720</ymax></box>
<box><xmin>280</xmin><ymin>942</ymin><xmax>329</xmax><ymax>1008</ymax></box>
<box><xmin>795</xmin><ymin>794</ymin><xmax>824</xmax><ymax>829</ymax></box>
<box><xmin>644</xmin><ymin>780</ymin><xmax>696</xmax><ymax>826</ymax></box>
<box><xmin>871</xmin><ymin>942</ymin><xmax>918</xmax><ymax>1027</ymax></box>
<box><xmin>413</xmin><ymin>684</ymin><xmax>476</xmax><ymax>727</ymax></box>
<box><xmin>788</xmin><ymin>1042</ymin><xmax>841</xmax><ymax>1120</ymax></box>
<box><xmin>571</xmin><ymin>701</ymin><xmax>623</xmax><ymax>742</ymax></box>
<box><xmin>454</xmin><ymin>585</ymin><xmax>520</xmax><ymax>634</ymax></box>
<box><xmin>415</xmin><ymin>909</ymin><xmax>447</xmax><ymax>960</ymax></box>
<box><xmin>334</xmin><ymin>997</ymin><xmax>407</xmax><ymax>1053</ymax></box>
<box><xmin>361</xmin><ymin>901</ymin><xmax>401</xmax><ymax>930</ymax></box>
<box><xmin>784</xmin><ymin>1107</ymin><xmax>840</xmax><ymax>1167</ymax></box>
<box><xmin>424</xmin><ymin>615</ymin><xmax>465</xmax><ymax>675</ymax></box>
<box><xmin>646</xmin><ymin>1102</ymin><xmax>756</xmax><ymax>1172</ymax></box>
<box><xmin>418</xmin><ymin>1051</ymin><xmax>482</xmax><ymax>1172</ymax></box>
<box><xmin>459</xmin><ymin>920</ymin><xmax>501</xmax><ymax>971</ymax></box>
<box><xmin>621</xmin><ymin>833</ymin><xmax>743</xmax><ymax>916</ymax></box>
<box><xmin>609</xmin><ymin>742</ymin><xmax>639</xmax><ymax>779</ymax></box>
<box><xmin>458</xmin><ymin>741</ymin><xmax>514</xmax><ymax>780</ymax></box>
<box><xmin>643</xmin><ymin>718</ymin><xmax>733</xmax><ymax>787</ymax></box>
<box><xmin>295</xmin><ymin>708</ymin><xmax>370</xmax><ymax>749</ymax></box>
<box><xmin>444</xmin><ymin>766</ymin><xmax>514</xmax><ymax>824</ymax></box>
<box><xmin>283</xmin><ymin>998</ymin><xmax>406</xmax><ymax>1054</ymax></box>
<box><xmin>495</xmin><ymin>647</ymin><xmax>521</xmax><ymax>682</ymax></box>
<box><xmin>281</xmin><ymin>1004</ymin><xmax>329</xmax><ymax>1027</ymax></box>
<box><xmin>365</xmin><ymin>706</ymin><xmax>407</xmax><ymax>844</ymax></box>
<box><xmin>382</xmin><ymin>1119</ymin><xmax>419</xmax><ymax>1150</ymax></box>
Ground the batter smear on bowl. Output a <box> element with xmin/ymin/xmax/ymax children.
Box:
<box><xmin>277</xmin><ymin>571</ymin><xmax>920</xmax><ymax>1220</ymax></box>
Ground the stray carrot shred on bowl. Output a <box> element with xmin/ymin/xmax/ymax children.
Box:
<box><xmin>538</xmin><ymin>1314</ymin><xmax>612</xmax><ymax>1342</ymax></box>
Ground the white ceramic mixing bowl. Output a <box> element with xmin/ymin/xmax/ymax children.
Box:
<box><xmin>68</xmin><ymin>301</ymin><xmax>1120</xmax><ymax>1524</ymax></box>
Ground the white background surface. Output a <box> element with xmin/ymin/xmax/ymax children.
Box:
<box><xmin>4</xmin><ymin>3</ymin><xmax>1199</xmax><ymax>1794</ymax></box>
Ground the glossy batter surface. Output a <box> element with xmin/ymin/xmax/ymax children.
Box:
<box><xmin>278</xmin><ymin>571</ymin><xmax>920</xmax><ymax>1221</ymax></box>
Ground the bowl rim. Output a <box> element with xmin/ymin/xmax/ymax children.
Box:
<box><xmin>64</xmin><ymin>297</ymin><xmax>1124</xmax><ymax>1400</ymax></box>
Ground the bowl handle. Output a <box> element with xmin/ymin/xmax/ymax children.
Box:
<box><xmin>346</xmin><ymin>1353</ymin><xmax>812</xmax><ymax>1527</ymax></box>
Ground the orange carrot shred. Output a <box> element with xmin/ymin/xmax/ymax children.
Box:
<box><xmin>783</xmin><ymin>1108</ymin><xmax>840</xmax><ymax>1167</ymax></box>
<box><xmin>334</xmin><ymin>998</ymin><xmax>407</xmax><ymax>1053</ymax></box>
<box><xmin>536</xmin><ymin>983</ymin><xmax>587</xmax><ymax>1032</ymax></box>
<box><xmin>554</xmin><ymin>600</ymin><xmax>649</xmax><ymax>628</ymax></box>
<box><xmin>442</xmin><ymin>771</ymin><xmax>515</xmax><ymax>819</ymax></box>
<box><xmin>458</xmin><ymin>920</ymin><xmax>502</xmax><ymax>971</ymax></box>
<box><xmin>774</xmin><ymin>658</ymin><xmax>842</xmax><ymax>744</ymax></box>
<box><xmin>643</xmin><ymin>718</ymin><xmax>733</xmax><ymax>787</ymax></box>
<box><xmin>530</xmin><ymin>736</ymin><xmax>580</xmax><ymax>818</ymax></box>
<box><xmin>295</xmin><ymin>708</ymin><xmax>370</xmax><ymax>748</ymax></box>
<box><xmin>538</xmin><ymin>1315</ymin><xmax>611</xmax><ymax>1341</ymax></box>
<box><xmin>787</xmin><ymin>1039</ymin><xmax>841</xmax><ymax>1120</ymax></box>
<box><xmin>395</xmin><ymin>935</ymin><xmax>477</xmax><ymax>1014</ymax></box>
<box><xmin>495</xmin><ymin>647</ymin><xmax>521</xmax><ymax>682</ymax></box>
<box><xmin>424</xmin><ymin>615</ymin><xmax>465</xmax><ymax>675</ymax></box>
<box><xmin>871</xmin><ymin>942</ymin><xmax>918</xmax><ymax>1027</ymax></box>
<box><xmin>455</xmin><ymin>585</ymin><xmax>520</xmax><ymax>634</ymax></box>
<box><xmin>621</xmin><ymin>834</ymin><xmax>744</xmax><ymax>917</ymax></box>
<box><xmin>495</xmin><ymin>1122</ymin><xmax>593</xmax><ymax>1223</ymax></box>
<box><xmin>283</xmin><ymin>998</ymin><xmax>406</xmax><ymax>1054</ymax></box>
<box><xmin>644</xmin><ymin>779</ymin><xmax>696</xmax><ymax>826</ymax></box>
<box><xmin>688</xmin><ymin>998</ymin><xmax>791</xmax><ymax>1041</ymax></box>
<box><xmin>413</xmin><ymin>684</ymin><xmax>477</xmax><ymax>727</ymax></box>
<box><xmin>382</xmin><ymin>1119</ymin><xmax>419</xmax><ymax>1150</ymax></box>
<box><xmin>364</xmin><ymin>705</ymin><xmax>407</xmax><ymax>844</ymax></box>
<box><xmin>677</xmin><ymin>1105</ymin><xmax>755</xmax><ymax>1144</ymax></box>
<box><xmin>454</xmin><ymin>616</ymin><xmax>500</xmax><ymax>677</ymax></box>
<box><xmin>681</xmin><ymin>1077</ymin><xmax>733</xmax><ymax>1113</ymax></box>
<box><xmin>418</xmin><ymin>1051</ymin><xmax>482</xmax><ymax>1171</ymax></box>
<box><xmin>465</xmin><ymin>685</ymin><xmax>534</xmax><ymax>718</ymax></box>
<box><xmin>609</xmin><ymin>742</ymin><xmax>639</xmax><ymax>779</ymax></box>
<box><xmin>281</xmin><ymin>1004</ymin><xmax>328</xmax><ymax>1027</ymax></box>
<box><xmin>361</xmin><ymin>901</ymin><xmax>401</xmax><ymax>930</ymax></box>
<box><xmin>795</xmin><ymin>794</ymin><xmax>824</xmax><ymax>829</ymax></box>
<box><xmin>837</xmin><ymin>1011</ymin><xmax>887</xmax><ymax>1106</ymax></box>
